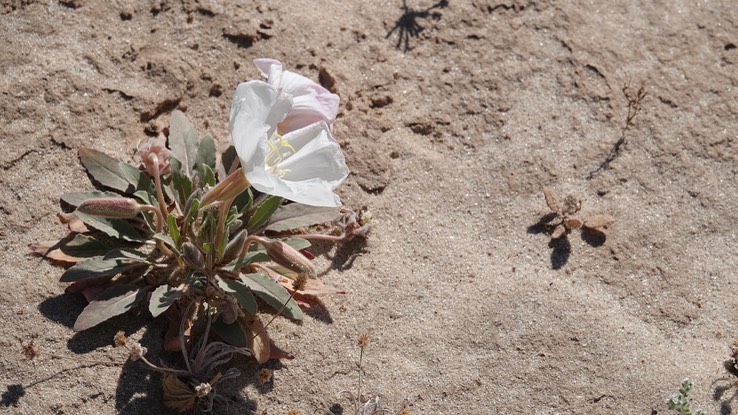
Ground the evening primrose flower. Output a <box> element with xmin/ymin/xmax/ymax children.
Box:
<box><xmin>254</xmin><ymin>58</ymin><xmax>339</xmax><ymax>133</ymax></box>
<box><xmin>230</xmin><ymin>80</ymin><xmax>348</xmax><ymax>207</ymax></box>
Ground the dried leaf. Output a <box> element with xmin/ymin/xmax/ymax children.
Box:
<box><xmin>244</xmin><ymin>314</ymin><xmax>271</xmax><ymax>364</ymax></box>
<box><xmin>265</xmin><ymin>204</ymin><xmax>341</xmax><ymax>232</ymax></box>
<box><xmin>73</xmin><ymin>284</ymin><xmax>149</xmax><ymax>331</ymax></box>
<box><xmin>278</xmin><ymin>277</ymin><xmax>346</xmax><ymax>297</ymax></box>
<box><xmin>583</xmin><ymin>214</ymin><xmax>615</xmax><ymax>230</ymax></box>
<box><xmin>149</xmin><ymin>284</ymin><xmax>184</xmax><ymax>318</ymax></box>
<box><xmin>268</xmin><ymin>339</ymin><xmax>295</xmax><ymax>360</ymax></box>
<box><xmin>29</xmin><ymin>234</ymin><xmax>110</xmax><ymax>264</ymax></box>
<box><xmin>564</xmin><ymin>218</ymin><xmax>583</xmax><ymax>230</ymax></box>
<box><xmin>551</xmin><ymin>224</ymin><xmax>566</xmax><ymax>239</ymax></box>
<box><xmin>78</xmin><ymin>148</ymin><xmax>134</xmax><ymax>194</ymax></box>
<box><xmin>543</xmin><ymin>187</ymin><xmax>559</xmax><ymax>212</ymax></box>
<box><xmin>162</xmin><ymin>374</ymin><xmax>196</xmax><ymax>413</ymax></box>
<box><xmin>168</xmin><ymin>110</ymin><xmax>199</xmax><ymax>176</ymax></box>
<box><xmin>240</xmin><ymin>273</ymin><xmax>303</xmax><ymax>320</ymax></box>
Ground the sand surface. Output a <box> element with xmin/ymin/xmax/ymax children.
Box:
<box><xmin>1</xmin><ymin>1</ymin><xmax>737</xmax><ymax>414</ymax></box>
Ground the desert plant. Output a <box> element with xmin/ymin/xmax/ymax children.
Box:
<box><xmin>32</xmin><ymin>59</ymin><xmax>371</xmax><ymax>412</ymax></box>
<box><xmin>540</xmin><ymin>186</ymin><xmax>614</xmax><ymax>240</ymax></box>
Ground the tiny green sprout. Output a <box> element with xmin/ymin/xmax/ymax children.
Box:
<box><xmin>667</xmin><ymin>379</ymin><xmax>706</xmax><ymax>415</ymax></box>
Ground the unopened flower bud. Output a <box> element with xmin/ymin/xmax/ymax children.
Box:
<box><xmin>76</xmin><ymin>197</ymin><xmax>141</xmax><ymax>218</ymax></box>
<box><xmin>182</xmin><ymin>242</ymin><xmax>205</xmax><ymax>270</ymax></box>
<box><xmin>138</xmin><ymin>133</ymin><xmax>171</xmax><ymax>177</ymax></box>
<box><xmin>221</xmin><ymin>229</ymin><xmax>248</xmax><ymax>264</ymax></box>
<box><xmin>263</xmin><ymin>239</ymin><xmax>316</xmax><ymax>278</ymax></box>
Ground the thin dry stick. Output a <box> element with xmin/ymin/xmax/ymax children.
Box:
<box><xmin>587</xmin><ymin>84</ymin><xmax>647</xmax><ymax>179</ymax></box>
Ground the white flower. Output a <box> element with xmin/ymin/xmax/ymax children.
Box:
<box><xmin>254</xmin><ymin>58</ymin><xmax>339</xmax><ymax>134</ymax></box>
<box><xmin>230</xmin><ymin>80</ymin><xmax>348</xmax><ymax>207</ymax></box>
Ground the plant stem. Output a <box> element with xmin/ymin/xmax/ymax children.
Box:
<box><xmin>150</xmin><ymin>153</ymin><xmax>169</xmax><ymax>219</ymax></box>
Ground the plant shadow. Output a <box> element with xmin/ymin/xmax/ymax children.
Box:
<box><xmin>386</xmin><ymin>0</ymin><xmax>449</xmax><ymax>52</ymax></box>
<box><xmin>528</xmin><ymin>213</ymin><xmax>570</xmax><ymax>269</ymax></box>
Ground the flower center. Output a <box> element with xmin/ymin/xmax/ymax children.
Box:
<box><xmin>264</xmin><ymin>133</ymin><xmax>296</xmax><ymax>177</ymax></box>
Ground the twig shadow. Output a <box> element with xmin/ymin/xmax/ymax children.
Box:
<box><xmin>385</xmin><ymin>0</ymin><xmax>448</xmax><ymax>51</ymax></box>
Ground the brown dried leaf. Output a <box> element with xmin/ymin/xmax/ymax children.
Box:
<box><xmin>243</xmin><ymin>314</ymin><xmax>271</xmax><ymax>364</ymax></box>
<box><xmin>58</xmin><ymin>212</ymin><xmax>89</xmax><ymax>233</ymax></box>
<box><xmin>268</xmin><ymin>339</ymin><xmax>295</xmax><ymax>360</ymax></box>
<box><xmin>162</xmin><ymin>374</ymin><xmax>196</xmax><ymax>413</ymax></box>
<box><xmin>564</xmin><ymin>218</ymin><xmax>583</xmax><ymax>230</ymax></box>
<box><xmin>551</xmin><ymin>224</ymin><xmax>566</xmax><ymax>239</ymax></box>
<box><xmin>583</xmin><ymin>214</ymin><xmax>614</xmax><ymax>230</ymax></box>
<box><xmin>542</xmin><ymin>187</ymin><xmax>559</xmax><ymax>212</ymax></box>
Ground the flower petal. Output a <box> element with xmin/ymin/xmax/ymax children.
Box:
<box><xmin>246</xmin><ymin>122</ymin><xmax>348</xmax><ymax>207</ymax></box>
<box><xmin>253</xmin><ymin>59</ymin><xmax>339</xmax><ymax>133</ymax></box>
<box><xmin>230</xmin><ymin>80</ymin><xmax>291</xmax><ymax>168</ymax></box>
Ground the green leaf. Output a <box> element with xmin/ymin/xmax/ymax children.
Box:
<box><xmin>266</xmin><ymin>204</ymin><xmax>341</xmax><ymax>232</ymax></box>
<box><xmin>153</xmin><ymin>234</ymin><xmax>179</xmax><ymax>254</ymax></box>
<box><xmin>133</xmin><ymin>190</ymin><xmax>153</xmax><ymax>205</ymax></box>
<box><xmin>247</xmin><ymin>196</ymin><xmax>283</xmax><ymax>232</ymax></box>
<box><xmin>211</xmin><ymin>318</ymin><xmax>248</xmax><ymax>347</ymax></box>
<box><xmin>195</xmin><ymin>135</ymin><xmax>216</xmax><ymax>170</ymax></box>
<box><xmin>61</xmin><ymin>191</ymin><xmax>120</xmax><ymax>207</ymax></box>
<box><xmin>73</xmin><ymin>211</ymin><xmax>147</xmax><ymax>242</ymax></box>
<box><xmin>118</xmin><ymin>162</ymin><xmax>154</xmax><ymax>194</ymax></box>
<box><xmin>216</xmin><ymin>275</ymin><xmax>258</xmax><ymax>315</ymax></box>
<box><xmin>240</xmin><ymin>273</ymin><xmax>303</xmax><ymax>320</ymax></box>
<box><xmin>73</xmin><ymin>284</ymin><xmax>149</xmax><ymax>331</ymax></box>
<box><xmin>198</xmin><ymin>163</ymin><xmax>216</xmax><ymax>187</ymax></box>
<box><xmin>166</xmin><ymin>214</ymin><xmax>180</xmax><ymax>245</ymax></box>
<box><xmin>149</xmin><ymin>284</ymin><xmax>183</xmax><ymax>317</ymax></box>
<box><xmin>168</xmin><ymin>110</ymin><xmax>198</xmax><ymax>176</ymax></box>
<box><xmin>78</xmin><ymin>148</ymin><xmax>134</xmax><ymax>193</ymax></box>
<box><xmin>59</xmin><ymin>250</ymin><xmax>145</xmax><ymax>282</ymax></box>
<box><xmin>169</xmin><ymin>157</ymin><xmax>192</xmax><ymax>209</ymax></box>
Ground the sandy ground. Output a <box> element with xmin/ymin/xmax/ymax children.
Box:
<box><xmin>1</xmin><ymin>0</ymin><xmax>737</xmax><ymax>414</ymax></box>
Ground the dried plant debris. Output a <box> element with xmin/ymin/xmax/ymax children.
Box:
<box><xmin>540</xmin><ymin>186</ymin><xmax>614</xmax><ymax>240</ymax></box>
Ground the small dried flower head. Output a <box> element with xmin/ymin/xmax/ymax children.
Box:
<box><xmin>22</xmin><ymin>341</ymin><xmax>41</xmax><ymax>360</ymax></box>
<box><xmin>257</xmin><ymin>368</ymin><xmax>273</xmax><ymax>385</ymax></box>
<box><xmin>76</xmin><ymin>197</ymin><xmax>141</xmax><ymax>219</ymax></box>
<box><xmin>114</xmin><ymin>331</ymin><xmax>127</xmax><ymax>347</ymax></box>
<box><xmin>287</xmin><ymin>409</ymin><xmax>300</xmax><ymax>415</ymax></box>
<box><xmin>264</xmin><ymin>239</ymin><xmax>316</xmax><ymax>278</ymax></box>
<box><xmin>358</xmin><ymin>332</ymin><xmax>370</xmax><ymax>349</ymax></box>
<box><xmin>129</xmin><ymin>342</ymin><xmax>147</xmax><ymax>361</ymax></box>
<box><xmin>562</xmin><ymin>195</ymin><xmax>582</xmax><ymax>216</ymax></box>
<box><xmin>138</xmin><ymin>133</ymin><xmax>171</xmax><ymax>176</ymax></box>
<box><xmin>194</xmin><ymin>382</ymin><xmax>212</xmax><ymax>398</ymax></box>
<box><xmin>292</xmin><ymin>273</ymin><xmax>308</xmax><ymax>292</ymax></box>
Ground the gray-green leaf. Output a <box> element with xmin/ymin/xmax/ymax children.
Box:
<box><xmin>168</xmin><ymin>110</ymin><xmax>198</xmax><ymax>176</ymax></box>
<box><xmin>149</xmin><ymin>284</ymin><xmax>183</xmax><ymax>317</ymax></box>
<box><xmin>78</xmin><ymin>148</ymin><xmax>133</xmax><ymax>194</ymax></box>
<box><xmin>217</xmin><ymin>275</ymin><xmax>257</xmax><ymax>315</ymax></box>
<box><xmin>266</xmin><ymin>204</ymin><xmax>341</xmax><ymax>232</ymax></box>
<box><xmin>73</xmin><ymin>284</ymin><xmax>149</xmax><ymax>331</ymax></box>
<box><xmin>240</xmin><ymin>273</ymin><xmax>303</xmax><ymax>320</ymax></box>
<box><xmin>73</xmin><ymin>211</ymin><xmax>147</xmax><ymax>242</ymax></box>
<box><xmin>60</xmin><ymin>250</ymin><xmax>146</xmax><ymax>282</ymax></box>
